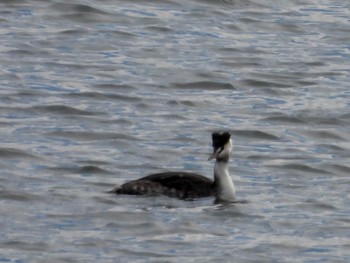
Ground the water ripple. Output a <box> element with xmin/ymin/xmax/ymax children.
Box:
<box><xmin>32</xmin><ymin>105</ymin><xmax>104</xmax><ymax>116</ymax></box>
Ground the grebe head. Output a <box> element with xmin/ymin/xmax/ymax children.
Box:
<box><xmin>208</xmin><ymin>132</ymin><xmax>232</xmax><ymax>161</ymax></box>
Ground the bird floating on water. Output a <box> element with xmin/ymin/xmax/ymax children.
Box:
<box><xmin>110</xmin><ymin>132</ymin><xmax>236</xmax><ymax>202</ymax></box>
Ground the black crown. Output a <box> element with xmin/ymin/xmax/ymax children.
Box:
<box><xmin>212</xmin><ymin>132</ymin><xmax>231</xmax><ymax>149</ymax></box>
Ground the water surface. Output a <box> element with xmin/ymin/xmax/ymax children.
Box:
<box><xmin>0</xmin><ymin>0</ymin><xmax>350</xmax><ymax>262</ymax></box>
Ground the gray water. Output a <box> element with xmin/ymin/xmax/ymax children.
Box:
<box><xmin>1</xmin><ymin>0</ymin><xmax>350</xmax><ymax>262</ymax></box>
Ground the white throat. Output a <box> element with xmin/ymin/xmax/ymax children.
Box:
<box><xmin>214</xmin><ymin>160</ymin><xmax>236</xmax><ymax>202</ymax></box>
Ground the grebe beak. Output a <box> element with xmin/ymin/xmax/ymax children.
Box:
<box><xmin>207</xmin><ymin>147</ymin><xmax>221</xmax><ymax>161</ymax></box>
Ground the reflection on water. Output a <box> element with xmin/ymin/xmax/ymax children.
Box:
<box><xmin>0</xmin><ymin>0</ymin><xmax>350</xmax><ymax>262</ymax></box>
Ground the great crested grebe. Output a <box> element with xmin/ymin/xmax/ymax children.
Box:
<box><xmin>110</xmin><ymin>132</ymin><xmax>236</xmax><ymax>202</ymax></box>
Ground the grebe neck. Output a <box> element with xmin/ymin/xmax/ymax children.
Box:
<box><xmin>213</xmin><ymin>160</ymin><xmax>236</xmax><ymax>202</ymax></box>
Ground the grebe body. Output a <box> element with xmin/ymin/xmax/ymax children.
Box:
<box><xmin>115</xmin><ymin>172</ymin><xmax>213</xmax><ymax>199</ymax></box>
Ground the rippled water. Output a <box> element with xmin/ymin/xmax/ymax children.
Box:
<box><xmin>1</xmin><ymin>0</ymin><xmax>350</xmax><ymax>262</ymax></box>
